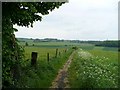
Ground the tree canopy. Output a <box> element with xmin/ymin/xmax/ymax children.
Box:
<box><xmin>3</xmin><ymin>2</ymin><xmax>65</xmax><ymax>27</ymax></box>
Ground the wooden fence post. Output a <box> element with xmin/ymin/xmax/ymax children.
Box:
<box><xmin>65</xmin><ymin>49</ymin><xmax>67</xmax><ymax>53</ymax></box>
<box><xmin>47</xmin><ymin>53</ymin><xmax>49</xmax><ymax>63</ymax></box>
<box><xmin>59</xmin><ymin>52</ymin><xmax>61</xmax><ymax>56</ymax></box>
<box><xmin>55</xmin><ymin>48</ymin><xmax>58</xmax><ymax>58</ymax></box>
<box><xmin>31</xmin><ymin>52</ymin><xmax>38</xmax><ymax>66</ymax></box>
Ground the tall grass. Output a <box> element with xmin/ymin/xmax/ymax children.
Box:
<box><xmin>68</xmin><ymin>49</ymin><xmax>118</xmax><ymax>88</ymax></box>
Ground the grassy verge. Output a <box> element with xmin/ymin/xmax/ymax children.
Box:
<box><xmin>68</xmin><ymin>48</ymin><xmax>118</xmax><ymax>88</ymax></box>
<box><xmin>17</xmin><ymin>47</ymin><xmax>73</xmax><ymax>88</ymax></box>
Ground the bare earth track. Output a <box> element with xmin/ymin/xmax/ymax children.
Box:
<box><xmin>50</xmin><ymin>50</ymin><xmax>76</xmax><ymax>89</ymax></box>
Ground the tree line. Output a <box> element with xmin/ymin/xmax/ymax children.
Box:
<box><xmin>94</xmin><ymin>40</ymin><xmax>120</xmax><ymax>47</ymax></box>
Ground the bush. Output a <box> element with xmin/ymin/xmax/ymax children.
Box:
<box><xmin>72</xmin><ymin>46</ymin><xmax>78</xmax><ymax>50</ymax></box>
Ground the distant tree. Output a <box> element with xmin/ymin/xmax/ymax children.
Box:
<box><xmin>95</xmin><ymin>40</ymin><xmax>119</xmax><ymax>48</ymax></box>
<box><xmin>2</xmin><ymin>2</ymin><xmax>65</xmax><ymax>88</ymax></box>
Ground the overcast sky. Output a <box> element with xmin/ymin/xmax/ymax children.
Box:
<box><xmin>14</xmin><ymin>0</ymin><xmax>119</xmax><ymax>40</ymax></box>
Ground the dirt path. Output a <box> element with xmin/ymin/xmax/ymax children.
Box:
<box><xmin>50</xmin><ymin>50</ymin><xmax>76</xmax><ymax>88</ymax></box>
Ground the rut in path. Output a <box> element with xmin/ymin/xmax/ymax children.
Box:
<box><xmin>50</xmin><ymin>50</ymin><xmax>76</xmax><ymax>88</ymax></box>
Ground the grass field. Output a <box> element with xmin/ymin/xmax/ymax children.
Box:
<box><xmin>17</xmin><ymin>39</ymin><xmax>119</xmax><ymax>88</ymax></box>
<box><xmin>24</xmin><ymin>47</ymin><xmax>69</xmax><ymax>61</ymax></box>
<box><xmin>18</xmin><ymin>39</ymin><xmax>80</xmax><ymax>46</ymax></box>
<box><xmin>18</xmin><ymin>42</ymin><xmax>74</xmax><ymax>88</ymax></box>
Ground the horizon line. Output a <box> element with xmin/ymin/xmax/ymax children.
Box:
<box><xmin>16</xmin><ymin>37</ymin><xmax>119</xmax><ymax>41</ymax></box>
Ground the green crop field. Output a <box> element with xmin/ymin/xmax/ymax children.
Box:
<box><xmin>18</xmin><ymin>39</ymin><xmax>80</xmax><ymax>47</ymax></box>
<box><xmin>24</xmin><ymin>47</ymin><xmax>69</xmax><ymax>61</ymax></box>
